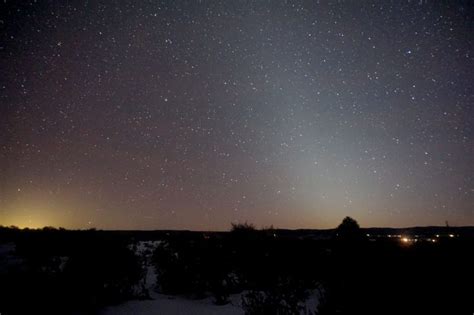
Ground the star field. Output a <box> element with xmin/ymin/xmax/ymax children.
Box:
<box><xmin>1</xmin><ymin>1</ymin><xmax>473</xmax><ymax>230</ymax></box>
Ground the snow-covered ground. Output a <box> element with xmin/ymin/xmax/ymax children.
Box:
<box><xmin>103</xmin><ymin>240</ymin><xmax>245</xmax><ymax>314</ymax></box>
<box><xmin>102</xmin><ymin>240</ymin><xmax>319</xmax><ymax>315</ymax></box>
<box><xmin>101</xmin><ymin>292</ymin><xmax>245</xmax><ymax>315</ymax></box>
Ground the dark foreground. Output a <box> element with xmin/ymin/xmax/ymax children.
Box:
<box><xmin>0</xmin><ymin>224</ymin><xmax>473</xmax><ymax>315</ymax></box>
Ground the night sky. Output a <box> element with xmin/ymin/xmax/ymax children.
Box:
<box><xmin>1</xmin><ymin>1</ymin><xmax>473</xmax><ymax>230</ymax></box>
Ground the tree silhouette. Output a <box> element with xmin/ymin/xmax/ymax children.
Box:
<box><xmin>335</xmin><ymin>217</ymin><xmax>364</xmax><ymax>241</ymax></box>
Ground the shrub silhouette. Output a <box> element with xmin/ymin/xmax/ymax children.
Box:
<box><xmin>63</xmin><ymin>239</ymin><xmax>145</xmax><ymax>308</ymax></box>
<box><xmin>242</xmin><ymin>277</ymin><xmax>309</xmax><ymax>315</ymax></box>
<box><xmin>231</xmin><ymin>221</ymin><xmax>255</xmax><ymax>230</ymax></box>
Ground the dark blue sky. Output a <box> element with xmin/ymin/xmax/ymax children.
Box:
<box><xmin>1</xmin><ymin>1</ymin><xmax>473</xmax><ymax>230</ymax></box>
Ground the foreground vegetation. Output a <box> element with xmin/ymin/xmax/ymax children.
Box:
<box><xmin>0</xmin><ymin>219</ymin><xmax>473</xmax><ymax>314</ymax></box>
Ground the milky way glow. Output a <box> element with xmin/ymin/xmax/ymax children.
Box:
<box><xmin>1</xmin><ymin>1</ymin><xmax>473</xmax><ymax>230</ymax></box>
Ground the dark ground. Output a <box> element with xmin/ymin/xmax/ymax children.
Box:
<box><xmin>0</xmin><ymin>224</ymin><xmax>473</xmax><ymax>315</ymax></box>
